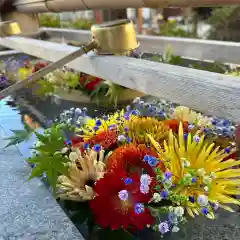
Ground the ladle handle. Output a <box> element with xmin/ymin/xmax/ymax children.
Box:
<box><xmin>0</xmin><ymin>41</ymin><xmax>97</xmax><ymax>99</ymax></box>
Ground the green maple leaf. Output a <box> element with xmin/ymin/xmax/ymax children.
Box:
<box><xmin>27</xmin><ymin>124</ymin><xmax>69</xmax><ymax>194</ymax></box>
<box><xmin>4</xmin><ymin>123</ymin><xmax>35</xmax><ymax>148</ymax></box>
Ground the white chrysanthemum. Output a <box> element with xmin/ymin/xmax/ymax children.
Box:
<box><xmin>57</xmin><ymin>148</ymin><xmax>107</xmax><ymax>201</ymax></box>
<box><xmin>173</xmin><ymin>106</ymin><xmax>212</xmax><ymax>128</ymax></box>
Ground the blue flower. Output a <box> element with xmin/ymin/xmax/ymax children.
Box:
<box><xmin>191</xmin><ymin>177</ymin><xmax>197</xmax><ymax>183</ymax></box>
<box><xmin>124</xmin><ymin>177</ymin><xmax>133</xmax><ymax>185</ymax></box>
<box><xmin>131</xmin><ymin>110</ymin><xmax>138</xmax><ymax>115</ymax></box>
<box><xmin>184</xmin><ymin>133</ymin><xmax>188</xmax><ymax>140</ymax></box>
<box><xmin>95</xmin><ymin>119</ymin><xmax>102</xmax><ymax>126</ymax></box>
<box><xmin>93</xmin><ymin>126</ymin><xmax>99</xmax><ymax>131</ymax></box>
<box><xmin>144</xmin><ymin>155</ymin><xmax>158</xmax><ymax>167</ymax></box>
<box><xmin>160</xmin><ymin>190</ymin><xmax>168</xmax><ymax>199</ymax></box>
<box><xmin>134</xmin><ymin>203</ymin><xmax>145</xmax><ymax>214</ymax></box>
<box><xmin>65</xmin><ymin>139</ymin><xmax>72</xmax><ymax>145</ymax></box>
<box><xmin>189</xmin><ymin>196</ymin><xmax>195</xmax><ymax>203</ymax></box>
<box><xmin>83</xmin><ymin>143</ymin><xmax>90</xmax><ymax>149</ymax></box>
<box><xmin>193</xmin><ymin>135</ymin><xmax>200</xmax><ymax>143</ymax></box>
<box><xmin>125</xmin><ymin>136</ymin><xmax>131</xmax><ymax>143</ymax></box>
<box><xmin>224</xmin><ymin>147</ymin><xmax>231</xmax><ymax>154</ymax></box>
<box><xmin>201</xmin><ymin>207</ymin><xmax>209</xmax><ymax>215</ymax></box>
<box><xmin>92</xmin><ymin>144</ymin><xmax>101</xmax><ymax>152</ymax></box>
<box><xmin>124</xmin><ymin>127</ymin><xmax>129</xmax><ymax>132</ymax></box>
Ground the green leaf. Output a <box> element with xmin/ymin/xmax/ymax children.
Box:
<box><xmin>4</xmin><ymin>123</ymin><xmax>35</xmax><ymax>148</ymax></box>
<box><xmin>97</xmin><ymin>228</ymin><xmax>133</xmax><ymax>240</ymax></box>
<box><xmin>27</xmin><ymin>124</ymin><xmax>68</xmax><ymax>194</ymax></box>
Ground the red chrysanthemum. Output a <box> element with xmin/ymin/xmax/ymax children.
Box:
<box><xmin>32</xmin><ymin>61</ymin><xmax>48</xmax><ymax>73</ymax></box>
<box><xmin>106</xmin><ymin>144</ymin><xmax>156</xmax><ymax>176</ymax></box>
<box><xmin>88</xmin><ymin>130</ymin><xmax>117</xmax><ymax>150</ymax></box>
<box><xmin>164</xmin><ymin>119</ymin><xmax>188</xmax><ymax>133</ymax></box>
<box><xmin>90</xmin><ymin>171</ymin><xmax>154</xmax><ymax>230</ymax></box>
<box><xmin>79</xmin><ymin>75</ymin><xmax>102</xmax><ymax>91</ymax></box>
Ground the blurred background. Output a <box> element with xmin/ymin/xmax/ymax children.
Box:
<box><xmin>38</xmin><ymin>6</ymin><xmax>240</xmax><ymax>41</ymax></box>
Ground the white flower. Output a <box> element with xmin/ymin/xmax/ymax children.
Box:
<box><xmin>140</xmin><ymin>184</ymin><xmax>150</xmax><ymax>194</ymax></box>
<box><xmin>140</xmin><ymin>174</ymin><xmax>151</xmax><ymax>186</ymax></box>
<box><xmin>152</xmin><ymin>193</ymin><xmax>162</xmax><ymax>203</ymax></box>
<box><xmin>174</xmin><ymin>206</ymin><xmax>184</xmax><ymax>217</ymax></box>
<box><xmin>61</xmin><ymin>147</ymin><xmax>69</xmax><ymax>154</ymax></box>
<box><xmin>35</xmin><ymin>141</ymin><xmax>43</xmax><ymax>147</ymax></box>
<box><xmin>204</xmin><ymin>186</ymin><xmax>209</xmax><ymax>192</ymax></box>
<box><xmin>117</xmin><ymin>135</ymin><xmax>126</xmax><ymax>142</ymax></box>
<box><xmin>203</xmin><ymin>176</ymin><xmax>212</xmax><ymax>185</ymax></box>
<box><xmin>172</xmin><ymin>226</ymin><xmax>180</xmax><ymax>233</ymax></box>
<box><xmin>197</xmin><ymin>195</ymin><xmax>208</xmax><ymax>207</ymax></box>
<box><xmin>69</xmin><ymin>152</ymin><xmax>78</xmax><ymax>162</ymax></box>
<box><xmin>196</xmin><ymin>168</ymin><xmax>206</xmax><ymax>176</ymax></box>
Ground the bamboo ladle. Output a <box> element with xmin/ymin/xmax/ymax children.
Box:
<box><xmin>0</xmin><ymin>19</ymin><xmax>139</xmax><ymax>99</ymax></box>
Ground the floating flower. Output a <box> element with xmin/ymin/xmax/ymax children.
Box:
<box><xmin>125</xmin><ymin>116</ymin><xmax>169</xmax><ymax>144</ymax></box>
<box><xmin>147</xmin><ymin>123</ymin><xmax>240</xmax><ymax>217</ymax></box>
<box><xmin>87</xmin><ymin>129</ymin><xmax>118</xmax><ymax>150</ymax></box>
<box><xmin>90</xmin><ymin>171</ymin><xmax>153</xmax><ymax>230</ymax></box>
<box><xmin>106</xmin><ymin>144</ymin><xmax>156</xmax><ymax>176</ymax></box>
<box><xmin>57</xmin><ymin>148</ymin><xmax>106</xmax><ymax>201</ymax></box>
<box><xmin>172</xmin><ymin>106</ymin><xmax>212</xmax><ymax>128</ymax></box>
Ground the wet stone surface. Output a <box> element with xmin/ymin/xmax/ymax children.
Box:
<box><xmin>0</xmin><ymin>99</ymin><xmax>84</xmax><ymax>240</ymax></box>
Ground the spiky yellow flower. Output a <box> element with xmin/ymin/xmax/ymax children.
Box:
<box><xmin>57</xmin><ymin>148</ymin><xmax>107</xmax><ymax>201</ymax></box>
<box><xmin>147</xmin><ymin>123</ymin><xmax>240</xmax><ymax>218</ymax></box>
<box><xmin>126</xmin><ymin>116</ymin><xmax>169</xmax><ymax>144</ymax></box>
<box><xmin>173</xmin><ymin>106</ymin><xmax>212</xmax><ymax>128</ymax></box>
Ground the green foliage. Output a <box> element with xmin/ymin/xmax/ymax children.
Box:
<box><xmin>39</xmin><ymin>14</ymin><xmax>93</xmax><ymax>30</ymax></box>
<box><xmin>151</xmin><ymin>45</ymin><xmax>185</xmax><ymax>66</ymax></box>
<box><xmin>158</xmin><ymin>20</ymin><xmax>196</xmax><ymax>38</ymax></box>
<box><xmin>226</xmin><ymin>70</ymin><xmax>240</xmax><ymax>77</ymax></box>
<box><xmin>4</xmin><ymin>123</ymin><xmax>35</xmax><ymax>148</ymax></box>
<box><xmin>27</xmin><ymin>124</ymin><xmax>69</xmax><ymax>194</ymax></box>
<box><xmin>39</xmin><ymin>14</ymin><xmax>61</xmax><ymax>28</ymax></box>
<box><xmin>207</xmin><ymin>6</ymin><xmax>240</xmax><ymax>41</ymax></box>
<box><xmin>34</xmin><ymin>79</ymin><xmax>56</xmax><ymax>96</ymax></box>
<box><xmin>191</xmin><ymin>61</ymin><xmax>228</xmax><ymax>74</ymax></box>
<box><xmin>71</xmin><ymin>18</ymin><xmax>93</xmax><ymax>30</ymax></box>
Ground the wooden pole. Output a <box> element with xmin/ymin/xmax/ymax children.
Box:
<box><xmin>137</xmin><ymin>8</ymin><xmax>143</xmax><ymax>34</ymax></box>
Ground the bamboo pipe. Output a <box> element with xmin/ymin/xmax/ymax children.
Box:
<box><xmin>14</xmin><ymin>0</ymin><xmax>240</xmax><ymax>13</ymax></box>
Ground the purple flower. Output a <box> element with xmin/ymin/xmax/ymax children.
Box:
<box><xmin>158</xmin><ymin>222</ymin><xmax>169</xmax><ymax>234</ymax></box>
<box><xmin>118</xmin><ymin>190</ymin><xmax>128</xmax><ymax>201</ymax></box>
<box><xmin>144</xmin><ymin>155</ymin><xmax>158</xmax><ymax>167</ymax></box>
<box><xmin>164</xmin><ymin>171</ymin><xmax>172</xmax><ymax>180</ymax></box>
<box><xmin>134</xmin><ymin>203</ymin><xmax>145</xmax><ymax>214</ymax></box>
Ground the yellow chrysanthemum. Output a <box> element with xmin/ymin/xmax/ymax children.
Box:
<box><xmin>57</xmin><ymin>148</ymin><xmax>107</xmax><ymax>201</ymax></box>
<box><xmin>77</xmin><ymin>110</ymin><xmax>127</xmax><ymax>139</ymax></box>
<box><xmin>126</xmin><ymin>116</ymin><xmax>169</xmax><ymax>144</ymax></box>
<box><xmin>173</xmin><ymin>106</ymin><xmax>212</xmax><ymax>128</ymax></box>
<box><xmin>147</xmin><ymin>123</ymin><xmax>240</xmax><ymax>218</ymax></box>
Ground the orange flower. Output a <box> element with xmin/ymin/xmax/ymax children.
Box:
<box><xmin>164</xmin><ymin>119</ymin><xmax>188</xmax><ymax>133</ymax></box>
<box><xmin>106</xmin><ymin>144</ymin><xmax>156</xmax><ymax>176</ymax></box>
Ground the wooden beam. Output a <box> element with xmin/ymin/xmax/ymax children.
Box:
<box><xmin>40</xmin><ymin>28</ymin><xmax>240</xmax><ymax>64</ymax></box>
<box><xmin>0</xmin><ymin>36</ymin><xmax>240</xmax><ymax>122</ymax></box>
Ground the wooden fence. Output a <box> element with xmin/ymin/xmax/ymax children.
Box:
<box><xmin>0</xmin><ymin>35</ymin><xmax>240</xmax><ymax>123</ymax></box>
